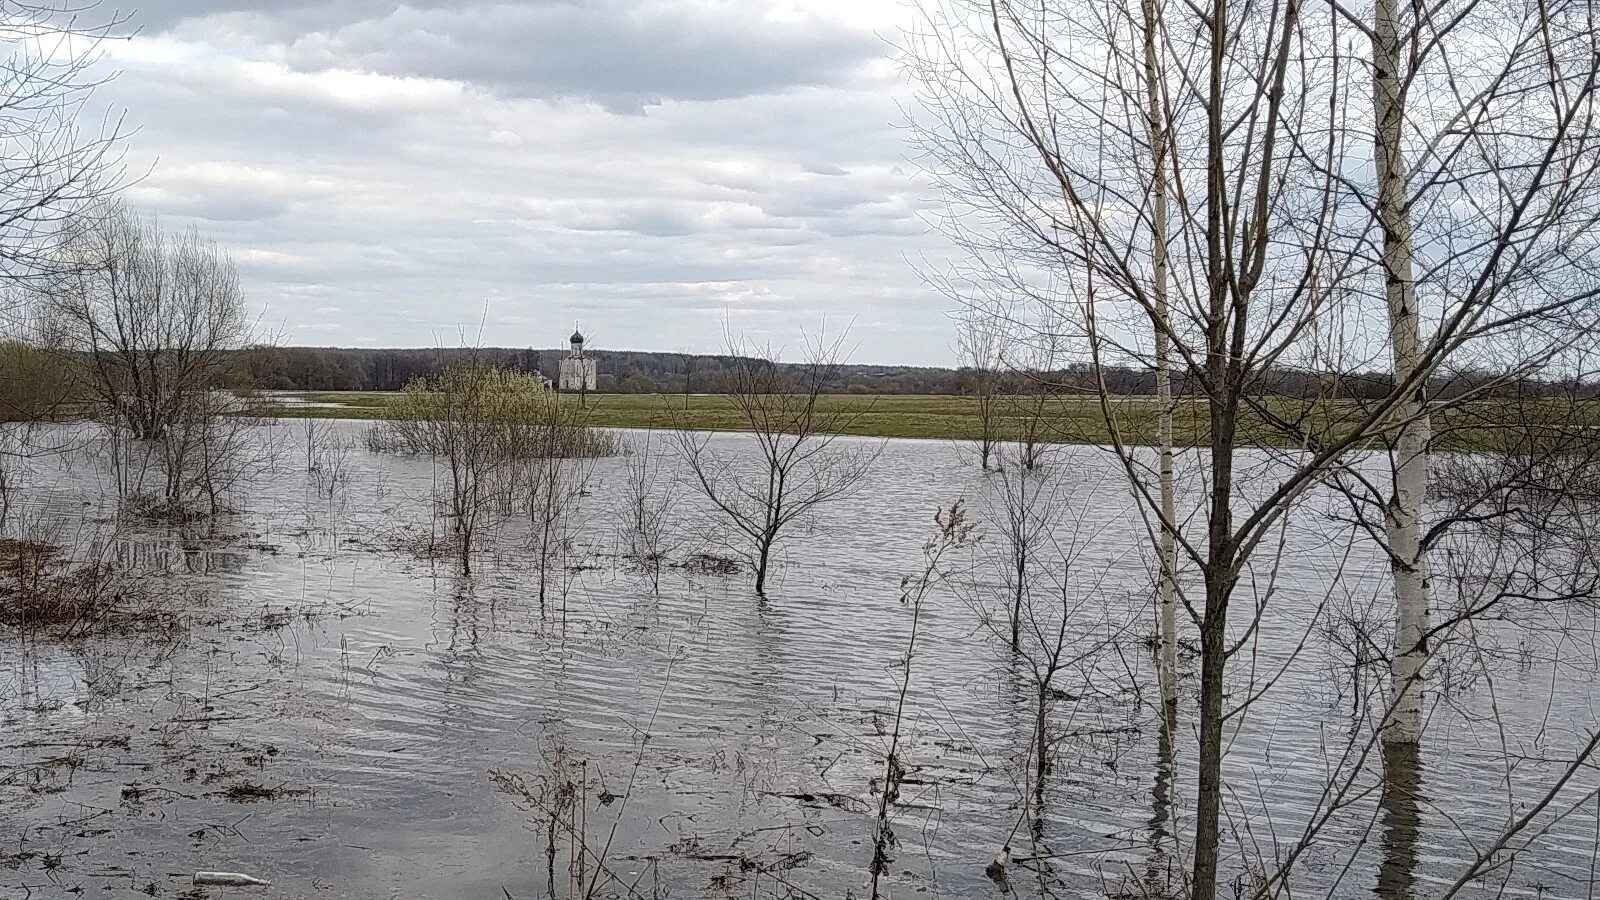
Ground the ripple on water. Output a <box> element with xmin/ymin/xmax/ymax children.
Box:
<box><xmin>2</xmin><ymin>423</ymin><xmax>1598</xmax><ymax>900</ymax></box>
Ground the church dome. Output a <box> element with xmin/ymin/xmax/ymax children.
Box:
<box><xmin>570</xmin><ymin>329</ymin><xmax>584</xmax><ymax>344</ymax></box>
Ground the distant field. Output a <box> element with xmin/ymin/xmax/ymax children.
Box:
<box><xmin>260</xmin><ymin>390</ymin><xmax>1173</xmax><ymax>441</ymax></box>
<box><xmin>262</xmin><ymin>391</ymin><xmax>1070</xmax><ymax>440</ymax></box>
<box><xmin>253</xmin><ymin>390</ymin><xmax>1590</xmax><ymax>450</ymax></box>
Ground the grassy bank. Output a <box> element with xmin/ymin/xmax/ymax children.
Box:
<box><xmin>253</xmin><ymin>391</ymin><xmax>1596</xmax><ymax>451</ymax></box>
<box><xmin>261</xmin><ymin>391</ymin><xmax>1181</xmax><ymax>441</ymax></box>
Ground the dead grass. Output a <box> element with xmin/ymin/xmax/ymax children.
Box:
<box><xmin>218</xmin><ymin>781</ymin><xmax>306</xmax><ymax>803</ymax></box>
<box><xmin>674</xmin><ymin>552</ymin><xmax>741</xmax><ymax>576</ymax></box>
<box><xmin>0</xmin><ymin>536</ymin><xmax>177</xmax><ymax>639</ymax></box>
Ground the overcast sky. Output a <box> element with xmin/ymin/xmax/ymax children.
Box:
<box><xmin>98</xmin><ymin>0</ymin><xmax>957</xmax><ymax>364</ymax></box>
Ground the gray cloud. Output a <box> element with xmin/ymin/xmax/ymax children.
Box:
<box><xmin>97</xmin><ymin>1</ymin><xmax>953</xmax><ymax>363</ymax></box>
<box><xmin>153</xmin><ymin>1</ymin><xmax>882</xmax><ymax>107</ymax></box>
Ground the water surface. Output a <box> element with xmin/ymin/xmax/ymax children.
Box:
<box><xmin>3</xmin><ymin>421</ymin><xmax>1597</xmax><ymax>899</ymax></box>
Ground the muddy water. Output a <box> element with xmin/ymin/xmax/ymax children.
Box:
<box><xmin>3</xmin><ymin>420</ymin><xmax>1599</xmax><ymax>899</ymax></box>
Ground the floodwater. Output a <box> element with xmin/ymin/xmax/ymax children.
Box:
<box><xmin>3</xmin><ymin>420</ymin><xmax>1600</xmax><ymax>899</ymax></box>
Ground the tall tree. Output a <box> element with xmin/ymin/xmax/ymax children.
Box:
<box><xmin>1137</xmin><ymin>0</ymin><xmax>1180</xmax><ymax>721</ymax></box>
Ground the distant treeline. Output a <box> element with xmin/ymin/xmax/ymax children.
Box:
<box><xmin>0</xmin><ymin>342</ymin><xmax>74</xmax><ymax>422</ymax></box>
<box><xmin>240</xmin><ymin>346</ymin><xmax>966</xmax><ymax>395</ymax></box>
<box><xmin>236</xmin><ymin>345</ymin><xmax>1597</xmax><ymax>400</ymax></box>
<box><xmin>5</xmin><ymin>343</ymin><xmax>1588</xmax><ymax>415</ymax></box>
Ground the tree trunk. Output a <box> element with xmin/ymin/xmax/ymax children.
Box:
<box><xmin>1011</xmin><ymin>545</ymin><xmax>1025</xmax><ymax>652</ymax></box>
<box><xmin>1141</xmin><ymin>0</ymin><xmax>1179</xmax><ymax>719</ymax></box>
<box><xmin>1190</xmin><ymin>418</ymin><xmax>1237</xmax><ymax>900</ymax></box>
<box><xmin>1192</xmin><ymin>0</ymin><xmax>1235</xmax><ymax>887</ymax></box>
<box><xmin>754</xmin><ymin>537</ymin><xmax>772</xmax><ymax>596</ymax></box>
<box><xmin>1373</xmin><ymin>0</ymin><xmax>1429</xmax><ymax>747</ymax></box>
<box><xmin>537</xmin><ymin>532</ymin><xmax>549</xmax><ymax>607</ymax></box>
<box><xmin>1192</xmin><ymin>573</ymin><xmax>1230</xmax><ymax>900</ymax></box>
<box><xmin>1033</xmin><ymin>681</ymin><xmax>1049</xmax><ymax>803</ymax></box>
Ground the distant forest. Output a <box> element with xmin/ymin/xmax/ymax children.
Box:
<box><xmin>238</xmin><ymin>345</ymin><xmax>1587</xmax><ymax>400</ymax></box>
<box><xmin>241</xmin><ymin>346</ymin><xmax>968</xmax><ymax>395</ymax></box>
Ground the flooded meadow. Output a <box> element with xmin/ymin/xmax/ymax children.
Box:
<box><xmin>3</xmin><ymin>419</ymin><xmax>1599</xmax><ymax>899</ymax></box>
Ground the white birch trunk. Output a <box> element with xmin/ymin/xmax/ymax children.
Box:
<box><xmin>1141</xmin><ymin>0</ymin><xmax>1179</xmax><ymax>715</ymax></box>
<box><xmin>1373</xmin><ymin>0</ymin><xmax>1429</xmax><ymax>746</ymax></box>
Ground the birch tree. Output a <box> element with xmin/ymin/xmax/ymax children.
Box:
<box><xmin>1136</xmin><ymin>0</ymin><xmax>1179</xmax><ymax>719</ymax></box>
<box><xmin>1335</xmin><ymin>0</ymin><xmax>1600</xmax><ymax>746</ymax></box>
<box><xmin>1367</xmin><ymin>0</ymin><xmax>1430</xmax><ymax>750</ymax></box>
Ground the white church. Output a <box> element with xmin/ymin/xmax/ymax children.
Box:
<box><xmin>558</xmin><ymin>326</ymin><xmax>598</xmax><ymax>392</ymax></box>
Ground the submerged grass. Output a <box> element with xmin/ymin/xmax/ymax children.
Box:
<box><xmin>255</xmin><ymin>391</ymin><xmax>1600</xmax><ymax>451</ymax></box>
<box><xmin>0</xmin><ymin>538</ymin><xmax>132</xmax><ymax>637</ymax></box>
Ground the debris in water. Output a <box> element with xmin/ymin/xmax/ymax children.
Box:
<box><xmin>985</xmin><ymin>847</ymin><xmax>1010</xmax><ymax>891</ymax></box>
<box><xmin>219</xmin><ymin>780</ymin><xmax>305</xmax><ymax>802</ymax></box>
<box><xmin>673</xmin><ymin>552</ymin><xmax>740</xmax><ymax>575</ymax></box>
<box><xmin>193</xmin><ymin>871</ymin><xmax>271</xmax><ymax>886</ymax></box>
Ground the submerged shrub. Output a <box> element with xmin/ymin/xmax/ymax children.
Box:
<box><xmin>363</xmin><ymin>362</ymin><xmax>617</xmax><ymax>573</ymax></box>
<box><xmin>675</xmin><ymin>551</ymin><xmax>741</xmax><ymax>576</ymax></box>
<box><xmin>365</xmin><ymin>363</ymin><xmax>620</xmax><ymax>460</ymax></box>
<box><xmin>0</xmin><ymin>538</ymin><xmax>138</xmax><ymax>638</ymax></box>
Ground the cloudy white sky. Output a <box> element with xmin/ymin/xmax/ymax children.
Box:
<box><xmin>97</xmin><ymin>0</ymin><xmax>957</xmax><ymax>363</ymax></box>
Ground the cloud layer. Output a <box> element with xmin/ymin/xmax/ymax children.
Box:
<box><xmin>96</xmin><ymin>0</ymin><xmax>952</xmax><ymax>362</ymax></box>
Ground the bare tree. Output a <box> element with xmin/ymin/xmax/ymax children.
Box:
<box><xmin>908</xmin><ymin>0</ymin><xmax>1600</xmax><ymax>895</ymax></box>
<box><xmin>301</xmin><ymin>417</ymin><xmax>352</xmax><ymax>505</ymax></box>
<box><xmin>520</xmin><ymin>408</ymin><xmax>595</xmax><ymax>611</ymax></box>
<box><xmin>997</xmin><ymin>324</ymin><xmax>1071</xmax><ymax>471</ymax></box>
<box><xmin>956</xmin><ymin>314</ymin><xmax>1004</xmax><ymax>469</ymax></box>
<box><xmin>679</xmin><ymin>350</ymin><xmax>697</xmax><ymax>411</ymax></box>
<box><xmin>0</xmin><ymin>2</ymin><xmax>131</xmax><ymax>292</ymax></box>
<box><xmin>1349</xmin><ymin>0</ymin><xmax>1600</xmax><ymax>750</ymax></box>
<box><xmin>393</xmin><ymin>361</ymin><xmax>505</xmax><ymax>571</ymax></box>
<box><xmin>965</xmin><ymin>468</ymin><xmax>1127</xmax><ymax>830</ymax></box>
<box><xmin>35</xmin><ymin>202</ymin><xmax>250</xmax><ymax>442</ymax></box>
<box><xmin>371</xmin><ymin>361</ymin><xmax>617</xmax><ymax>575</ymax></box>
<box><xmin>981</xmin><ymin>444</ymin><xmax>1061</xmax><ymax>652</ymax></box>
<box><xmin>617</xmin><ymin>430</ymin><xmax>682</xmax><ymax>594</ymax></box>
<box><xmin>1002</xmin><ymin>366</ymin><xmax>1056</xmax><ymax>473</ymax></box>
<box><xmin>33</xmin><ymin>203</ymin><xmax>259</xmax><ymax>515</ymax></box>
<box><xmin>869</xmin><ymin>502</ymin><xmax>977</xmax><ymax>900</ymax></box>
<box><xmin>672</xmin><ymin>330</ymin><xmax>880</xmax><ymax>596</ymax></box>
<box><xmin>1135</xmin><ymin>0</ymin><xmax>1180</xmax><ymax>721</ymax></box>
<box><xmin>165</xmin><ymin>390</ymin><xmax>266</xmax><ymax>517</ymax></box>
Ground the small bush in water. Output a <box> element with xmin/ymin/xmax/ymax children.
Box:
<box><xmin>364</xmin><ymin>363</ymin><xmax>620</xmax><ymax>459</ymax></box>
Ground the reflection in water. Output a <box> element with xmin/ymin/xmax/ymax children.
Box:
<box><xmin>439</xmin><ymin>573</ymin><xmax>484</xmax><ymax>653</ymax></box>
<box><xmin>1146</xmin><ymin>708</ymin><xmax>1178</xmax><ymax>898</ymax></box>
<box><xmin>112</xmin><ymin>533</ymin><xmax>250</xmax><ymax>575</ymax></box>
<box><xmin>1376</xmin><ymin>739</ymin><xmax>1422</xmax><ymax>900</ymax></box>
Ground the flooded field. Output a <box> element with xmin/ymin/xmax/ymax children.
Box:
<box><xmin>3</xmin><ymin>420</ymin><xmax>1599</xmax><ymax>899</ymax></box>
